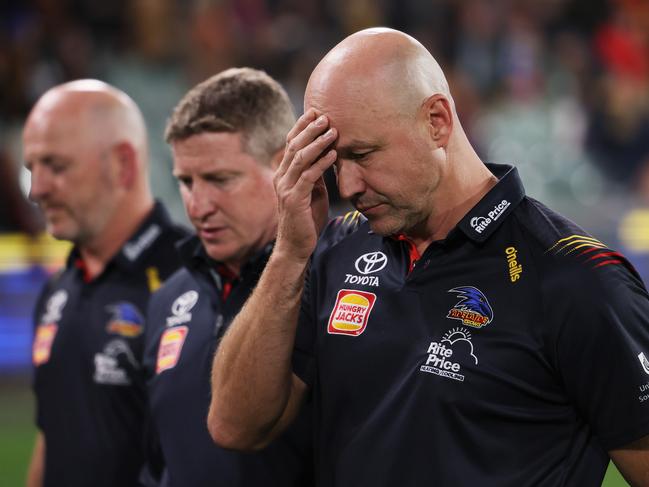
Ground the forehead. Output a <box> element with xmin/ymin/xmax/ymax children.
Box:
<box><xmin>23</xmin><ymin>104</ymin><xmax>95</xmax><ymax>156</ymax></box>
<box><xmin>305</xmin><ymin>84</ymin><xmax>400</xmax><ymax>148</ymax></box>
<box><xmin>171</xmin><ymin>131</ymin><xmax>261</xmax><ymax>172</ymax></box>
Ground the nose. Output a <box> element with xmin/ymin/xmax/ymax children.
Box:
<box><xmin>28</xmin><ymin>164</ymin><xmax>51</xmax><ymax>203</ymax></box>
<box><xmin>336</xmin><ymin>160</ymin><xmax>366</xmax><ymax>200</ymax></box>
<box><xmin>186</xmin><ymin>181</ymin><xmax>219</xmax><ymax>222</ymax></box>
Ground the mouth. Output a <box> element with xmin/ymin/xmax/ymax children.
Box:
<box><xmin>356</xmin><ymin>203</ymin><xmax>386</xmax><ymax>216</ymax></box>
<box><xmin>198</xmin><ymin>226</ymin><xmax>228</xmax><ymax>240</ymax></box>
<box><xmin>41</xmin><ymin>205</ymin><xmax>67</xmax><ymax>217</ymax></box>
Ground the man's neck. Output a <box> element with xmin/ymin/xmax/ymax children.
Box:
<box><xmin>78</xmin><ymin>199</ymin><xmax>155</xmax><ymax>279</ymax></box>
<box><xmin>410</xmin><ymin>163</ymin><xmax>498</xmax><ymax>255</ymax></box>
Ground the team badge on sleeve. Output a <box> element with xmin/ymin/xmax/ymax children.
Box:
<box><xmin>33</xmin><ymin>323</ymin><xmax>58</xmax><ymax>366</ymax></box>
<box><xmin>447</xmin><ymin>286</ymin><xmax>494</xmax><ymax>328</ymax></box>
<box><xmin>156</xmin><ymin>326</ymin><xmax>189</xmax><ymax>374</ymax></box>
<box><xmin>327</xmin><ymin>289</ymin><xmax>376</xmax><ymax>336</ymax></box>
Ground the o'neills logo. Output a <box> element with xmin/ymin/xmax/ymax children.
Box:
<box><xmin>327</xmin><ymin>289</ymin><xmax>377</xmax><ymax>336</ymax></box>
<box><xmin>505</xmin><ymin>246</ymin><xmax>523</xmax><ymax>282</ymax></box>
<box><xmin>470</xmin><ymin>199</ymin><xmax>510</xmax><ymax>234</ymax></box>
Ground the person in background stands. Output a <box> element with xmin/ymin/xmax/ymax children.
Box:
<box><xmin>24</xmin><ymin>80</ymin><xmax>187</xmax><ymax>487</ymax></box>
<box><xmin>143</xmin><ymin>67</ymin><xmax>348</xmax><ymax>486</ymax></box>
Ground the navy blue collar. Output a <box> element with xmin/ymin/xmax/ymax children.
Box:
<box><xmin>456</xmin><ymin>163</ymin><xmax>525</xmax><ymax>243</ymax></box>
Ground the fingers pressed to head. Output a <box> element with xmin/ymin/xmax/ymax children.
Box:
<box><xmin>277</xmin><ymin>112</ymin><xmax>332</xmax><ymax>180</ymax></box>
<box><xmin>282</xmin><ymin>127</ymin><xmax>337</xmax><ymax>187</ymax></box>
<box><xmin>293</xmin><ymin>148</ymin><xmax>337</xmax><ymax>194</ymax></box>
<box><xmin>285</xmin><ymin>109</ymin><xmax>318</xmax><ymax>142</ymax></box>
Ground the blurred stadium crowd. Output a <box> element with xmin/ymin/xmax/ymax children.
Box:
<box><xmin>1</xmin><ymin>0</ymin><xmax>649</xmax><ymax>368</ymax></box>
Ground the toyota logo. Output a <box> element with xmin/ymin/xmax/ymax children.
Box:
<box><xmin>171</xmin><ymin>290</ymin><xmax>199</xmax><ymax>316</ymax></box>
<box><xmin>355</xmin><ymin>252</ymin><xmax>388</xmax><ymax>275</ymax></box>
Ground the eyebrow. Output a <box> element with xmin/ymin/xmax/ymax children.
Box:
<box><xmin>336</xmin><ymin>140</ymin><xmax>383</xmax><ymax>159</ymax></box>
<box><xmin>172</xmin><ymin>169</ymin><xmax>240</xmax><ymax>179</ymax></box>
<box><xmin>25</xmin><ymin>154</ymin><xmax>69</xmax><ymax>169</ymax></box>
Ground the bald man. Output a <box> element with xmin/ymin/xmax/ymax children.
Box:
<box><xmin>24</xmin><ymin>80</ymin><xmax>187</xmax><ymax>487</ymax></box>
<box><xmin>208</xmin><ymin>29</ymin><xmax>649</xmax><ymax>486</ymax></box>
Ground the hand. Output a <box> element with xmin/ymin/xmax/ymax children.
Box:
<box><xmin>273</xmin><ymin>109</ymin><xmax>338</xmax><ymax>262</ymax></box>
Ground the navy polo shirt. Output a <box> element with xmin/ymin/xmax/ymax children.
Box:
<box><xmin>144</xmin><ymin>236</ymin><xmax>313</xmax><ymax>487</ymax></box>
<box><xmin>32</xmin><ymin>202</ymin><xmax>187</xmax><ymax>487</ymax></box>
<box><xmin>294</xmin><ymin>164</ymin><xmax>649</xmax><ymax>487</ymax></box>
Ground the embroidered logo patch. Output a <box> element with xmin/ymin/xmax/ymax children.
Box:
<box><xmin>42</xmin><ymin>290</ymin><xmax>68</xmax><ymax>323</ymax></box>
<box><xmin>156</xmin><ymin>326</ymin><xmax>189</xmax><ymax>373</ymax></box>
<box><xmin>106</xmin><ymin>302</ymin><xmax>144</xmax><ymax>337</ymax></box>
<box><xmin>327</xmin><ymin>289</ymin><xmax>376</xmax><ymax>336</ymax></box>
<box><xmin>639</xmin><ymin>352</ymin><xmax>649</xmax><ymax>375</ymax></box>
<box><xmin>93</xmin><ymin>339</ymin><xmax>139</xmax><ymax>385</ymax></box>
<box><xmin>33</xmin><ymin>323</ymin><xmax>58</xmax><ymax>366</ymax></box>
<box><xmin>166</xmin><ymin>290</ymin><xmax>199</xmax><ymax>327</ymax></box>
<box><xmin>420</xmin><ymin>327</ymin><xmax>479</xmax><ymax>382</ymax></box>
<box><xmin>447</xmin><ymin>286</ymin><xmax>494</xmax><ymax>328</ymax></box>
<box><xmin>505</xmin><ymin>246</ymin><xmax>523</xmax><ymax>282</ymax></box>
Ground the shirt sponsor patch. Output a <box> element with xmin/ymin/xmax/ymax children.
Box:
<box><xmin>327</xmin><ymin>289</ymin><xmax>376</xmax><ymax>336</ymax></box>
<box><xmin>166</xmin><ymin>290</ymin><xmax>198</xmax><ymax>327</ymax></box>
<box><xmin>41</xmin><ymin>290</ymin><xmax>68</xmax><ymax>323</ymax></box>
<box><xmin>355</xmin><ymin>251</ymin><xmax>388</xmax><ymax>274</ymax></box>
<box><xmin>93</xmin><ymin>339</ymin><xmax>139</xmax><ymax>385</ymax></box>
<box><xmin>33</xmin><ymin>323</ymin><xmax>58</xmax><ymax>366</ymax></box>
<box><xmin>639</xmin><ymin>352</ymin><xmax>649</xmax><ymax>375</ymax></box>
<box><xmin>420</xmin><ymin>327</ymin><xmax>479</xmax><ymax>382</ymax></box>
<box><xmin>470</xmin><ymin>199</ymin><xmax>510</xmax><ymax>234</ymax></box>
<box><xmin>123</xmin><ymin>224</ymin><xmax>161</xmax><ymax>261</ymax></box>
<box><xmin>447</xmin><ymin>286</ymin><xmax>494</xmax><ymax>328</ymax></box>
<box><xmin>156</xmin><ymin>326</ymin><xmax>189</xmax><ymax>373</ymax></box>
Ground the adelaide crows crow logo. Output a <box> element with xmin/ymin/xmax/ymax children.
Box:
<box><xmin>105</xmin><ymin>302</ymin><xmax>144</xmax><ymax>337</ymax></box>
<box><xmin>447</xmin><ymin>286</ymin><xmax>494</xmax><ymax>328</ymax></box>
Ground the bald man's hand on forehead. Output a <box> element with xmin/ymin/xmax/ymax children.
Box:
<box><xmin>273</xmin><ymin>109</ymin><xmax>337</xmax><ymax>262</ymax></box>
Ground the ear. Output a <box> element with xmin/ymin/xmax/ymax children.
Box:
<box><xmin>112</xmin><ymin>142</ymin><xmax>138</xmax><ymax>189</ymax></box>
<box><xmin>423</xmin><ymin>94</ymin><xmax>453</xmax><ymax>148</ymax></box>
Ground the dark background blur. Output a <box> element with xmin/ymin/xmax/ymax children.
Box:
<box><xmin>1</xmin><ymin>0</ymin><xmax>648</xmax><ymax>484</ymax></box>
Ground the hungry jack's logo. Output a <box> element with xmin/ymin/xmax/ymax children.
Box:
<box><xmin>156</xmin><ymin>326</ymin><xmax>189</xmax><ymax>374</ymax></box>
<box><xmin>327</xmin><ymin>289</ymin><xmax>377</xmax><ymax>336</ymax></box>
<box><xmin>33</xmin><ymin>324</ymin><xmax>58</xmax><ymax>366</ymax></box>
<box><xmin>447</xmin><ymin>286</ymin><xmax>494</xmax><ymax>328</ymax></box>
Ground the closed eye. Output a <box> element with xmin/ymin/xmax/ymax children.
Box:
<box><xmin>176</xmin><ymin>176</ymin><xmax>192</xmax><ymax>189</ymax></box>
<box><xmin>205</xmin><ymin>174</ymin><xmax>234</xmax><ymax>186</ymax></box>
<box><xmin>348</xmin><ymin>151</ymin><xmax>372</xmax><ymax>161</ymax></box>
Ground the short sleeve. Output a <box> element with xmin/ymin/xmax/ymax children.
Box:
<box><xmin>292</xmin><ymin>261</ymin><xmax>317</xmax><ymax>388</ymax></box>
<box><xmin>551</xmin><ymin>263</ymin><xmax>649</xmax><ymax>449</ymax></box>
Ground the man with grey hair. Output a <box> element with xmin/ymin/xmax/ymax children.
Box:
<box><xmin>209</xmin><ymin>29</ymin><xmax>649</xmax><ymax>486</ymax></box>
<box><xmin>142</xmin><ymin>67</ymin><xmax>317</xmax><ymax>486</ymax></box>
<box><xmin>24</xmin><ymin>80</ymin><xmax>187</xmax><ymax>487</ymax></box>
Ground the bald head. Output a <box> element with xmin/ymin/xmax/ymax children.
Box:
<box><xmin>306</xmin><ymin>28</ymin><xmax>451</xmax><ymax>118</ymax></box>
<box><xmin>23</xmin><ymin>80</ymin><xmax>154</xmax><ymax>250</ymax></box>
<box><xmin>25</xmin><ymin>79</ymin><xmax>148</xmax><ymax>166</ymax></box>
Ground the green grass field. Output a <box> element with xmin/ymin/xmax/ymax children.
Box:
<box><xmin>0</xmin><ymin>376</ymin><xmax>630</xmax><ymax>486</ymax></box>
